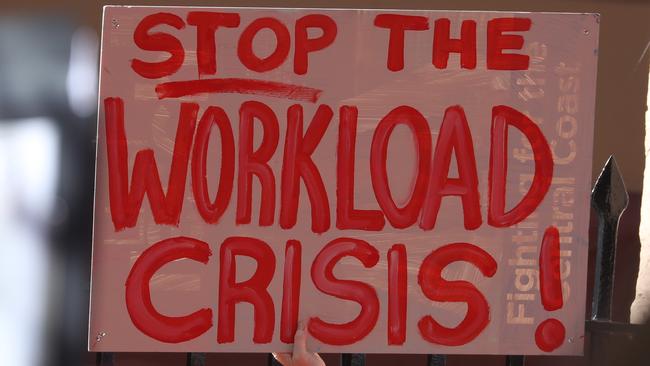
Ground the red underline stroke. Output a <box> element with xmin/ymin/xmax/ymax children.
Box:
<box><xmin>155</xmin><ymin>78</ymin><xmax>322</xmax><ymax>103</ymax></box>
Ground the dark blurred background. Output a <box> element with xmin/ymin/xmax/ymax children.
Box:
<box><xmin>0</xmin><ymin>1</ymin><xmax>648</xmax><ymax>365</ymax></box>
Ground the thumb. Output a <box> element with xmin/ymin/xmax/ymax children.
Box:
<box><xmin>292</xmin><ymin>322</ymin><xmax>308</xmax><ymax>357</ymax></box>
<box><xmin>272</xmin><ymin>352</ymin><xmax>292</xmax><ymax>366</ymax></box>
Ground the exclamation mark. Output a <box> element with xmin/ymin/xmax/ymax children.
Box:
<box><xmin>535</xmin><ymin>226</ymin><xmax>566</xmax><ymax>352</ymax></box>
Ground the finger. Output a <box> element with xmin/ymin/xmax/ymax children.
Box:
<box><xmin>313</xmin><ymin>352</ymin><xmax>325</xmax><ymax>365</ymax></box>
<box><xmin>292</xmin><ymin>326</ymin><xmax>308</xmax><ymax>357</ymax></box>
<box><xmin>272</xmin><ymin>352</ymin><xmax>292</xmax><ymax>366</ymax></box>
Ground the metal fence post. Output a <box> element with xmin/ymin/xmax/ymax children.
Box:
<box><xmin>96</xmin><ymin>352</ymin><xmax>114</xmax><ymax>366</ymax></box>
<box><xmin>587</xmin><ymin>155</ymin><xmax>629</xmax><ymax>366</ymax></box>
<box><xmin>591</xmin><ymin>155</ymin><xmax>628</xmax><ymax>321</ymax></box>
<box><xmin>427</xmin><ymin>354</ymin><xmax>446</xmax><ymax>366</ymax></box>
<box><xmin>506</xmin><ymin>355</ymin><xmax>524</xmax><ymax>366</ymax></box>
<box><xmin>186</xmin><ymin>352</ymin><xmax>206</xmax><ymax>366</ymax></box>
<box><xmin>341</xmin><ymin>353</ymin><xmax>365</xmax><ymax>366</ymax></box>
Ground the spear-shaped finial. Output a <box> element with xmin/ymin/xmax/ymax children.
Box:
<box><xmin>591</xmin><ymin>155</ymin><xmax>629</xmax><ymax>320</ymax></box>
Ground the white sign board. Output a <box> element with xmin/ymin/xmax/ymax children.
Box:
<box><xmin>89</xmin><ymin>7</ymin><xmax>599</xmax><ymax>355</ymax></box>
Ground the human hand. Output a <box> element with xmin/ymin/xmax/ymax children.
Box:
<box><xmin>272</xmin><ymin>323</ymin><xmax>325</xmax><ymax>366</ymax></box>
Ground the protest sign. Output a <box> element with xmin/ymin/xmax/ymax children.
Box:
<box><xmin>89</xmin><ymin>7</ymin><xmax>599</xmax><ymax>354</ymax></box>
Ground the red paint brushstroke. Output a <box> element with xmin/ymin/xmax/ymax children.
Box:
<box><xmin>488</xmin><ymin>105</ymin><xmax>553</xmax><ymax>227</ymax></box>
<box><xmin>374</xmin><ymin>14</ymin><xmax>429</xmax><ymax>71</ymax></box>
<box><xmin>105</xmin><ymin>97</ymin><xmax>197</xmax><ymax>230</ymax></box>
<box><xmin>155</xmin><ymin>78</ymin><xmax>323</xmax><ymax>103</ymax></box>
<box><xmin>387</xmin><ymin>244</ymin><xmax>407</xmax><ymax>345</ymax></box>
<box><xmin>308</xmin><ymin>237</ymin><xmax>380</xmax><ymax>345</ymax></box>
<box><xmin>432</xmin><ymin>18</ymin><xmax>477</xmax><ymax>69</ymax></box>
<box><xmin>280</xmin><ymin>104</ymin><xmax>333</xmax><ymax>233</ymax></box>
<box><xmin>535</xmin><ymin>318</ymin><xmax>565</xmax><ymax>352</ymax></box>
<box><xmin>217</xmin><ymin>236</ymin><xmax>276</xmax><ymax>344</ymax></box>
<box><xmin>535</xmin><ymin>226</ymin><xmax>566</xmax><ymax>352</ymax></box>
<box><xmin>370</xmin><ymin>105</ymin><xmax>432</xmax><ymax>229</ymax></box>
<box><xmin>236</xmin><ymin>101</ymin><xmax>279</xmax><ymax>226</ymax></box>
<box><xmin>125</xmin><ymin>236</ymin><xmax>213</xmax><ymax>343</ymax></box>
<box><xmin>280</xmin><ymin>240</ymin><xmax>302</xmax><ymax>343</ymax></box>
<box><xmin>420</xmin><ymin>105</ymin><xmax>481</xmax><ymax>231</ymax></box>
<box><xmin>336</xmin><ymin>105</ymin><xmax>386</xmax><ymax>231</ymax></box>
<box><xmin>539</xmin><ymin>226</ymin><xmax>563</xmax><ymax>311</ymax></box>
<box><xmin>417</xmin><ymin>242</ymin><xmax>497</xmax><ymax>346</ymax></box>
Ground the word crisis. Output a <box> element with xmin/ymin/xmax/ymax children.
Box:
<box><xmin>126</xmin><ymin>236</ymin><xmax>500</xmax><ymax>345</ymax></box>
<box><xmin>125</xmin><ymin>228</ymin><xmax>561</xmax><ymax>346</ymax></box>
<box><xmin>131</xmin><ymin>12</ymin><xmax>531</xmax><ymax>79</ymax></box>
<box><xmin>104</xmin><ymin>98</ymin><xmax>553</xmax><ymax>234</ymax></box>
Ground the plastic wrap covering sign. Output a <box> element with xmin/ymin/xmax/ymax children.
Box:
<box><xmin>89</xmin><ymin>6</ymin><xmax>599</xmax><ymax>355</ymax></box>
